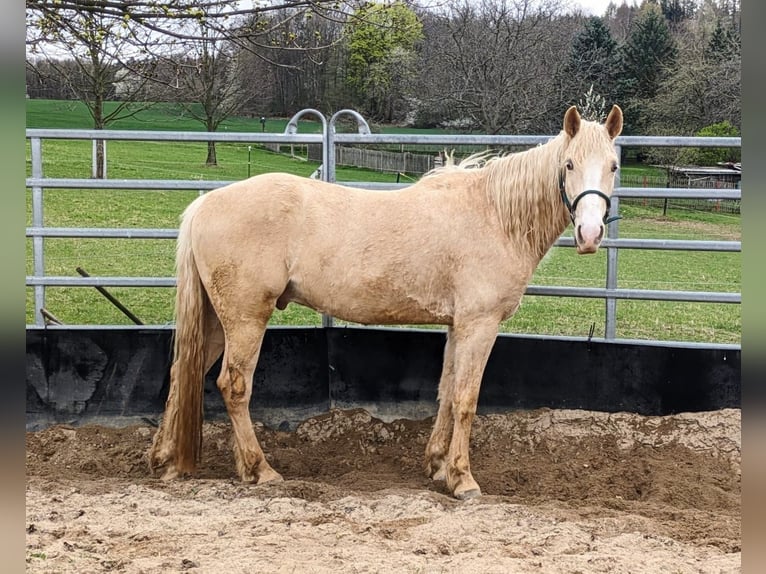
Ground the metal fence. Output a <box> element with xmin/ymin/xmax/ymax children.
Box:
<box><xmin>26</xmin><ymin>108</ymin><xmax>741</xmax><ymax>346</ymax></box>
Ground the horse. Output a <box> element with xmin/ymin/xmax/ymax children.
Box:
<box><xmin>148</xmin><ymin>104</ymin><xmax>623</xmax><ymax>500</ymax></box>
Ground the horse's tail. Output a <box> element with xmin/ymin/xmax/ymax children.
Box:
<box><xmin>149</xmin><ymin>195</ymin><xmax>208</xmax><ymax>476</ymax></box>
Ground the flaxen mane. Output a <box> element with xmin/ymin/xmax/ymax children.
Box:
<box><xmin>424</xmin><ymin>119</ymin><xmax>613</xmax><ymax>259</ymax></box>
<box><xmin>483</xmin><ymin>135</ymin><xmax>570</xmax><ymax>259</ymax></box>
<box><xmin>424</xmin><ymin>137</ymin><xmax>569</xmax><ymax>259</ymax></box>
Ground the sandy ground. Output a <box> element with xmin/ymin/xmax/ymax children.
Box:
<box><xmin>26</xmin><ymin>408</ymin><xmax>741</xmax><ymax>573</ymax></box>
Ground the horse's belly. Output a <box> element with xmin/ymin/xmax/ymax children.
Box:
<box><xmin>283</xmin><ymin>277</ymin><xmax>454</xmax><ymax>325</ymax></box>
<box><xmin>334</xmin><ymin>298</ymin><xmax>453</xmax><ymax>326</ymax></box>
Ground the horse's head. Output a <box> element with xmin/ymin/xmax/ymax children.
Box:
<box><xmin>560</xmin><ymin>104</ymin><xmax>623</xmax><ymax>254</ymax></box>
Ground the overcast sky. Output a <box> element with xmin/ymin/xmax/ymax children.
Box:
<box><xmin>573</xmin><ymin>0</ymin><xmax>638</xmax><ymax>16</ymax></box>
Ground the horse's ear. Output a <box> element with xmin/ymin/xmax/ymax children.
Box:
<box><xmin>563</xmin><ymin>106</ymin><xmax>581</xmax><ymax>138</ymax></box>
<box><xmin>605</xmin><ymin>105</ymin><xmax>623</xmax><ymax>139</ymax></box>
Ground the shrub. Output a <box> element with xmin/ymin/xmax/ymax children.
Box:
<box><xmin>678</xmin><ymin>121</ymin><xmax>741</xmax><ymax>166</ymax></box>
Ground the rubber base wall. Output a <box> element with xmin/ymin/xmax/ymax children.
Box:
<box><xmin>26</xmin><ymin>327</ymin><xmax>740</xmax><ymax>431</ymax></box>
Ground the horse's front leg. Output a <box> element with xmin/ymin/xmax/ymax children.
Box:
<box><xmin>444</xmin><ymin>318</ymin><xmax>498</xmax><ymax>500</ymax></box>
<box><xmin>425</xmin><ymin>326</ymin><xmax>456</xmax><ymax>481</ymax></box>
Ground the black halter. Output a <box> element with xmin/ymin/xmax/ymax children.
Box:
<box><xmin>558</xmin><ymin>171</ymin><xmax>621</xmax><ymax>226</ymax></box>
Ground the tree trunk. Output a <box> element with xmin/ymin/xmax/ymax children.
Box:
<box><xmin>205</xmin><ymin>111</ymin><xmax>218</xmax><ymax>166</ymax></box>
<box><xmin>93</xmin><ymin>95</ymin><xmax>106</xmax><ymax>179</ymax></box>
<box><xmin>206</xmin><ymin>140</ymin><xmax>217</xmax><ymax>166</ymax></box>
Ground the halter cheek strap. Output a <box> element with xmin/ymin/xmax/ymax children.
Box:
<box><xmin>558</xmin><ymin>172</ymin><xmax>622</xmax><ymax>226</ymax></box>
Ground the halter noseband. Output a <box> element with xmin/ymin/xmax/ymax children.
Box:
<box><xmin>558</xmin><ymin>171</ymin><xmax>621</xmax><ymax>226</ymax></box>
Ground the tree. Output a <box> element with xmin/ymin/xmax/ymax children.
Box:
<box><xmin>641</xmin><ymin>11</ymin><xmax>740</xmax><ymax>137</ymax></box>
<box><xmin>26</xmin><ymin>58</ymin><xmax>85</xmax><ymax>99</ymax></box>
<box><xmin>563</xmin><ymin>17</ymin><xmax>620</xmax><ymax>110</ymax></box>
<box><xmin>26</xmin><ymin>1</ymin><xmax>352</xmax><ymax>49</ymax></box>
<box><xmin>345</xmin><ymin>1</ymin><xmax>423</xmax><ymax>121</ymax></box>
<box><xmin>577</xmin><ymin>85</ymin><xmax>609</xmax><ymax>122</ymax></box>
<box><xmin>706</xmin><ymin>18</ymin><xmax>739</xmax><ymax>60</ymax></box>
<box><xmin>659</xmin><ymin>0</ymin><xmax>697</xmax><ymax>29</ymax></box>
<box><xmin>603</xmin><ymin>0</ymin><xmax>640</xmax><ymax>43</ymax></box>
<box><xmin>679</xmin><ymin>121</ymin><xmax>740</xmax><ymax>165</ymax></box>
<box><xmin>236</xmin><ymin>7</ymin><xmax>346</xmax><ymax>116</ymax></box>
<box><xmin>616</xmin><ymin>2</ymin><xmax>677</xmax><ymax>133</ymax></box>
<box><xmin>411</xmin><ymin>0</ymin><xmax>576</xmax><ymax>134</ymax></box>
<box><xmin>26</xmin><ymin>6</ymin><xmax>160</xmax><ymax>177</ymax></box>
<box><xmin>26</xmin><ymin>1</ymin><xmax>355</xmax><ymax>168</ymax></box>
<box><xmin>166</xmin><ymin>28</ymin><xmax>253</xmax><ymax>166</ymax></box>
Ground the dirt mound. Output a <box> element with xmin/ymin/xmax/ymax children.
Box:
<box><xmin>26</xmin><ymin>408</ymin><xmax>741</xmax><ymax>573</ymax></box>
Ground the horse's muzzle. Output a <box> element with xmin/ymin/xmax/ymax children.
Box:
<box><xmin>575</xmin><ymin>223</ymin><xmax>604</xmax><ymax>254</ymax></box>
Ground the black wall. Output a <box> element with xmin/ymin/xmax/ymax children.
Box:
<box><xmin>26</xmin><ymin>327</ymin><xmax>741</xmax><ymax>431</ymax></box>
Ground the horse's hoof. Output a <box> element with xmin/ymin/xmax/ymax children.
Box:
<box><xmin>257</xmin><ymin>468</ymin><xmax>284</xmax><ymax>485</ymax></box>
<box><xmin>431</xmin><ymin>468</ymin><xmax>447</xmax><ymax>482</ymax></box>
<box><xmin>454</xmin><ymin>487</ymin><xmax>482</xmax><ymax>501</ymax></box>
<box><xmin>160</xmin><ymin>466</ymin><xmax>181</xmax><ymax>481</ymax></box>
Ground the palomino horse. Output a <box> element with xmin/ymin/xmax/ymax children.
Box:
<box><xmin>149</xmin><ymin>104</ymin><xmax>623</xmax><ymax>499</ymax></box>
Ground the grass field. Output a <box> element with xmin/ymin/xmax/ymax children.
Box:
<box><xmin>26</xmin><ymin>100</ymin><xmax>741</xmax><ymax>344</ymax></box>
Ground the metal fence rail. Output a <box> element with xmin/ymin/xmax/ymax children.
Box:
<box><xmin>26</xmin><ymin>111</ymin><xmax>741</xmax><ymax>345</ymax></box>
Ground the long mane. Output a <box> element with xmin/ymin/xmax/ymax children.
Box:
<box><xmin>424</xmin><ymin>134</ymin><xmax>570</xmax><ymax>259</ymax></box>
<box><xmin>483</xmin><ymin>134</ymin><xmax>570</xmax><ymax>259</ymax></box>
<box><xmin>422</xmin><ymin>120</ymin><xmax>614</xmax><ymax>259</ymax></box>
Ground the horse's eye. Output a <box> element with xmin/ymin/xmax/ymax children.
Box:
<box><xmin>565</xmin><ymin>159</ymin><xmax>574</xmax><ymax>171</ymax></box>
<box><xmin>611</xmin><ymin>162</ymin><xmax>619</xmax><ymax>173</ymax></box>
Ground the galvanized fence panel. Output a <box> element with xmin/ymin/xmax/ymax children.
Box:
<box><xmin>25</xmin><ymin>120</ymin><xmax>741</xmax><ymax>347</ymax></box>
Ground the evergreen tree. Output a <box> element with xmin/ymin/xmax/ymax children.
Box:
<box><xmin>564</xmin><ymin>17</ymin><xmax>620</xmax><ymax>107</ymax></box>
<box><xmin>617</xmin><ymin>3</ymin><xmax>677</xmax><ymax>132</ymax></box>
<box><xmin>706</xmin><ymin>19</ymin><xmax>740</xmax><ymax>61</ymax></box>
<box><xmin>659</xmin><ymin>0</ymin><xmax>697</xmax><ymax>29</ymax></box>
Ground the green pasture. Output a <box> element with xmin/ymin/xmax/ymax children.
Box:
<box><xmin>25</xmin><ymin>98</ymin><xmax>449</xmax><ymax>135</ymax></box>
<box><xmin>26</xmin><ymin>100</ymin><xmax>741</xmax><ymax>344</ymax></box>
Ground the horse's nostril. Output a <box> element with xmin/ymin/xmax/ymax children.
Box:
<box><xmin>598</xmin><ymin>226</ymin><xmax>605</xmax><ymax>242</ymax></box>
<box><xmin>576</xmin><ymin>224</ymin><xmax>584</xmax><ymax>244</ymax></box>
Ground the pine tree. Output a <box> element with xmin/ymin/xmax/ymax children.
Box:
<box><xmin>565</xmin><ymin>17</ymin><xmax>619</xmax><ymax>107</ymax></box>
<box><xmin>617</xmin><ymin>3</ymin><xmax>677</xmax><ymax>132</ymax></box>
<box><xmin>706</xmin><ymin>19</ymin><xmax>740</xmax><ymax>61</ymax></box>
<box><xmin>659</xmin><ymin>0</ymin><xmax>696</xmax><ymax>29</ymax></box>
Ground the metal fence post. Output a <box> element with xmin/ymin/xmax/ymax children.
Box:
<box><xmin>322</xmin><ymin>111</ymin><xmax>372</xmax><ymax>328</ymax></box>
<box><xmin>604</xmin><ymin>144</ymin><xmax>622</xmax><ymax>340</ymax></box>
<box><xmin>284</xmin><ymin>108</ymin><xmax>328</xmax><ymax>180</ymax></box>
<box><xmin>284</xmin><ymin>109</ymin><xmax>333</xmax><ymax>327</ymax></box>
<box><xmin>31</xmin><ymin>137</ymin><xmax>45</xmax><ymax>325</ymax></box>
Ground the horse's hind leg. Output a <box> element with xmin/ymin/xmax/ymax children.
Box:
<box><xmin>425</xmin><ymin>327</ymin><xmax>456</xmax><ymax>481</ymax></box>
<box><xmin>218</xmin><ymin>314</ymin><xmax>282</xmax><ymax>484</ymax></box>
